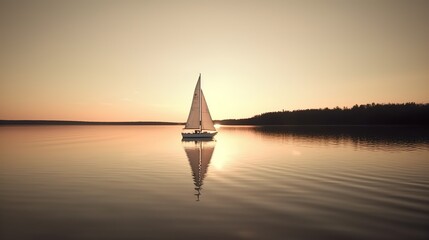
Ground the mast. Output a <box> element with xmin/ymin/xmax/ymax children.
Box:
<box><xmin>199</xmin><ymin>73</ymin><xmax>202</xmax><ymax>132</ymax></box>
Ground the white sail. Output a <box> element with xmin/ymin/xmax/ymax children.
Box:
<box><xmin>184</xmin><ymin>77</ymin><xmax>201</xmax><ymax>129</ymax></box>
<box><xmin>201</xmin><ymin>90</ymin><xmax>216</xmax><ymax>131</ymax></box>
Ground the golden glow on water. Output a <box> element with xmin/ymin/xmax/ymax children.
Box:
<box><xmin>210</xmin><ymin>144</ymin><xmax>230</xmax><ymax>171</ymax></box>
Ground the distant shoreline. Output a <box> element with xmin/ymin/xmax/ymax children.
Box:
<box><xmin>2</xmin><ymin>103</ymin><xmax>428</xmax><ymax>126</ymax></box>
<box><xmin>1</xmin><ymin>120</ymin><xmax>427</xmax><ymax>127</ymax></box>
<box><xmin>0</xmin><ymin>120</ymin><xmax>183</xmax><ymax>125</ymax></box>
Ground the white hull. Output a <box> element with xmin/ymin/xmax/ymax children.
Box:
<box><xmin>182</xmin><ymin>132</ymin><xmax>217</xmax><ymax>139</ymax></box>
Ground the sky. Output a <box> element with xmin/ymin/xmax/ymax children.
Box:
<box><xmin>1</xmin><ymin>0</ymin><xmax>428</xmax><ymax>122</ymax></box>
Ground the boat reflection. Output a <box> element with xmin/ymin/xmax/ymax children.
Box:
<box><xmin>182</xmin><ymin>139</ymin><xmax>216</xmax><ymax>201</ymax></box>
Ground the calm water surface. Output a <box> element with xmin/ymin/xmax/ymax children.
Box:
<box><xmin>1</xmin><ymin>125</ymin><xmax>428</xmax><ymax>240</ymax></box>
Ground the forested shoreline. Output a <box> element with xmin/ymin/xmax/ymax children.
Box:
<box><xmin>219</xmin><ymin>103</ymin><xmax>429</xmax><ymax>125</ymax></box>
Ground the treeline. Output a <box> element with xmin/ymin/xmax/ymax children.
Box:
<box><xmin>219</xmin><ymin>103</ymin><xmax>429</xmax><ymax>125</ymax></box>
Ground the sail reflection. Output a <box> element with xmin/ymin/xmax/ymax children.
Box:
<box><xmin>182</xmin><ymin>139</ymin><xmax>216</xmax><ymax>201</ymax></box>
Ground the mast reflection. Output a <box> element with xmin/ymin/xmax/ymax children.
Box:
<box><xmin>182</xmin><ymin>139</ymin><xmax>216</xmax><ymax>201</ymax></box>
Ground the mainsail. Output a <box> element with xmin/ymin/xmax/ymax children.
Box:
<box><xmin>184</xmin><ymin>75</ymin><xmax>216</xmax><ymax>131</ymax></box>
<box><xmin>184</xmin><ymin>78</ymin><xmax>201</xmax><ymax>129</ymax></box>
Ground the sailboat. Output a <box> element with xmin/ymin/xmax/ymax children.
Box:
<box><xmin>182</xmin><ymin>74</ymin><xmax>217</xmax><ymax>139</ymax></box>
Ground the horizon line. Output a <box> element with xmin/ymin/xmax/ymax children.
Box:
<box><xmin>0</xmin><ymin>120</ymin><xmax>185</xmax><ymax>125</ymax></box>
<box><xmin>1</xmin><ymin>102</ymin><xmax>427</xmax><ymax>125</ymax></box>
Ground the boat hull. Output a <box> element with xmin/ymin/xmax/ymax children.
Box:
<box><xmin>182</xmin><ymin>132</ymin><xmax>217</xmax><ymax>139</ymax></box>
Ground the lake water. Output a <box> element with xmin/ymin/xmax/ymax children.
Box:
<box><xmin>1</xmin><ymin>125</ymin><xmax>428</xmax><ymax>240</ymax></box>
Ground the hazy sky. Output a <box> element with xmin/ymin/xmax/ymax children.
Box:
<box><xmin>1</xmin><ymin>0</ymin><xmax>428</xmax><ymax>121</ymax></box>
